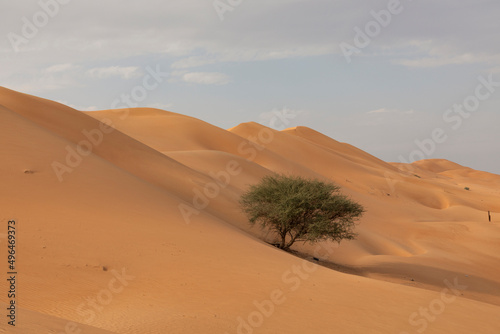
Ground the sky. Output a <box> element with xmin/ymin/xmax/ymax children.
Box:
<box><xmin>1</xmin><ymin>0</ymin><xmax>499</xmax><ymax>174</ymax></box>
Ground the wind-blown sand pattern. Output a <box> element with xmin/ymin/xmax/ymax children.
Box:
<box><xmin>1</xmin><ymin>86</ymin><xmax>499</xmax><ymax>333</ymax></box>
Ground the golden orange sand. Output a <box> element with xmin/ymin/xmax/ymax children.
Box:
<box><xmin>0</xmin><ymin>87</ymin><xmax>499</xmax><ymax>333</ymax></box>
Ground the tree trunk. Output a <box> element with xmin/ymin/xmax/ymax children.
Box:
<box><xmin>279</xmin><ymin>230</ymin><xmax>287</xmax><ymax>249</ymax></box>
<box><xmin>283</xmin><ymin>231</ymin><xmax>301</xmax><ymax>251</ymax></box>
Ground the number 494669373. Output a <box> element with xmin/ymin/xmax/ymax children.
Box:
<box><xmin>8</xmin><ymin>220</ymin><xmax>16</xmax><ymax>271</ymax></box>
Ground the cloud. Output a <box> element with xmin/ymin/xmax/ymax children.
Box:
<box><xmin>180</xmin><ymin>72</ymin><xmax>231</xmax><ymax>85</ymax></box>
<box><xmin>392</xmin><ymin>45</ymin><xmax>499</xmax><ymax>68</ymax></box>
<box><xmin>0</xmin><ymin>0</ymin><xmax>349</xmax><ymax>76</ymax></box>
<box><xmin>171</xmin><ymin>46</ymin><xmax>335</xmax><ymax>69</ymax></box>
<box><xmin>5</xmin><ymin>64</ymin><xmax>82</xmax><ymax>93</ymax></box>
<box><xmin>367</xmin><ymin>108</ymin><xmax>414</xmax><ymax>115</ymax></box>
<box><xmin>2</xmin><ymin>0</ymin><xmax>500</xmax><ymax>86</ymax></box>
<box><xmin>367</xmin><ymin>108</ymin><xmax>394</xmax><ymax>114</ymax></box>
<box><xmin>85</xmin><ymin>66</ymin><xmax>143</xmax><ymax>79</ymax></box>
<box><xmin>395</xmin><ymin>55</ymin><xmax>477</xmax><ymax>68</ymax></box>
<box><xmin>44</xmin><ymin>63</ymin><xmax>78</xmax><ymax>73</ymax></box>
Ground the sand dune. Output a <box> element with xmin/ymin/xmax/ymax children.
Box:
<box><xmin>1</xmin><ymin>87</ymin><xmax>499</xmax><ymax>333</ymax></box>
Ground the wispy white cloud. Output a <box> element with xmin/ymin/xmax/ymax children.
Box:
<box><xmin>5</xmin><ymin>65</ymin><xmax>81</xmax><ymax>93</ymax></box>
<box><xmin>171</xmin><ymin>46</ymin><xmax>334</xmax><ymax>69</ymax></box>
<box><xmin>394</xmin><ymin>53</ymin><xmax>495</xmax><ymax>68</ymax></box>
<box><xmin>44</xmin><ymin>63</ymin><xmax>79</xmax><ymax>73</ymax></box>
<box><xmin>86</xmin><ymin>66</ymin><xmax>143</xmax><ymax>79</ymax></box>
<box><xmin>389</xmin><ymin>40</ymin><xmax>500</xmax><ymax>68</ymax></box>
<box><xmin>180</xmin><ymin>72</ymin><xmax>231</xmax><ymax>85</ymax></box>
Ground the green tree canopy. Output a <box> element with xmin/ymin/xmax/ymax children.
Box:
<box><xmin>240</xmin><ymin>174</ymin><xmax>364</xmax><ymax>251</ymax></box>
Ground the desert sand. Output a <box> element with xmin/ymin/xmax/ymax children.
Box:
<box><xmin>0</xmin><ymin>86</ymin><xmax>499</xmax><ymax>333</ymax></box>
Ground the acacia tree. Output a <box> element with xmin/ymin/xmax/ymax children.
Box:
<box><xmin>240</xmin><ymin>174</ymin><xmax>364</xmax><ymax>251</ymax></box>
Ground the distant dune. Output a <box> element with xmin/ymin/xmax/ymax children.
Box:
<box><xmin>1</xmin><ymin>86</ymin><xmax>499</xmax><ymax>333</ymax></box>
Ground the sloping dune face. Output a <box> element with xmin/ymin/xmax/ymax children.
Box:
<box><xmin>1</xmin><ymin>87</ymin><xmax>500</xmax><ymax>333</ymax></box>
